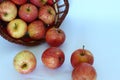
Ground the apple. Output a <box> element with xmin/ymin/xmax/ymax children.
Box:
<box><xmin>18</xmin><ymin>3</ymin><xmax>38</xmax><ymax>22</ymax></box>
<box><xmin>38</xmin><ymin>5</ymin><xmax>56</xmax><ymax>24</ymax></box>
<box><xmin>47</xmin><ymin>0</ymin><xmax>53</xmax><ymax>5</ymax></box>
<box><xmin>72</xmin><ymin>63</ymin><xmax>97</xmax><ymax>80</ymax></box>
<box><xmin>28</xmin><ymin>20</ymin><xmax>46</xmax><ymax>40</ymax></box>
<box><xmin>7</xmin><ymin>19</ymin><xmax>27</xmax><ymax>39</ymax></box>
<box><xmin>13</xmin><ymin>50</ymin><xmax>37</xmax><ymax>74</ymax></box>
<box><xmin>47</xmin><ymin>0</ymin><xmax>54</xmax><ymax>5</ymax></box>
<box><xmin>71</xmin><ymin>45</ymin><xmax>94</xmax><ymax>68</ymax></box>
<box><xmin>41</xmin><ymin>47</ymin><xmax>65</xmax><ymax>69</ymax></box>
<box><xmin>30</xmin><ymin>0</ymin><xmax>48</xmax><ymax>7</ymax></box>
<box><xmin>0</xmin><ymin>1</ymin><xmax>17</xmax><ymax>22</ymax></box>
<box><xmin>11</xmin><ymin>0</ymin><xmax>27</xmax><ymax>5</ymax></box>
<box><xmin>45</xmin><ymin>27</ymin><xmax>65</xmax><ymax>47</ymax></box>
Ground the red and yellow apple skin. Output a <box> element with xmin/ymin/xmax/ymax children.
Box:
<box><xmin>30</xmin><ymin>0</ymin><xmax>48</xmax><ymax>7</ymax></box>
<box><xmin>38</xmin><ymin>5</ymin><xmax>56</xmax><ymax>25</ymax></box>
<box><xmin>7</xmin><ymin>19</ymin><xmax>27</xmax><ymax>39</ymax></box>
<box><xmin>41</xmin><ymin>47</ymin><xmax>65</xmax><ymax>69</ymax></box>
<box><xmin>72</xmin><ymin>63</ymin><xmax>97</xmax><ymax>80</ymax></box>
<box><xmin>71</xmin><ymin>48</ymin><xmax>94</xmax><ymax>68</ymax></box>
<box><xmin>28</xmin><ymin>20</ymin><xmax>46</xmax><ymax>40</ymax></box>
<box><xmin>13</xmin><ymin>50</ymin><xmax>37</xmax><ymax>74</ymax></box>
<box><xmin>18</xmin><ymin>3</ymin><xmax>38</xmax><ymax>23</ymax></box>
<box><xmin>11</xmin><ymin>0</ymin><xmax>27</xmax><ymax>5</ymax></box>
<box><xmin>0</xmin><ymin>1</ymin><xmax>17</xmax><ymax>22</ymax></box>
<box><xmin>45</xmin><ymin>27</ymin><xmax>66</xmax><ymax>47</ymax></box>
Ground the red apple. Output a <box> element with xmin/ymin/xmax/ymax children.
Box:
<box><xmin>13</xmin><ymin>50</ymin><xmax>37</xmax><ymax>74</ymax></box>
<box><xmin>71</xmin><ymin>45</ymin><xmax>94</xmax><ymax>68</ymax></box>
<box><xmin>30</xmin><ymin>0</ymin><xmax>48</xmax><ymax>7</ymax></box>
<box><xmin>11</xmin><ymin>0</ymin><xmax>27</xmax><ymax>5</ymax></box>
<box><xmin>38</xmin><ymin>5</ymin><xmax>56</xmax><ymax>24</ymax></box>
<box><xmin>41</xmin><ymin>47</ymin><xmax>65</xmax><ymax>69</ymax></box>
<box><xmin>18</xmin><ymin>3</ymin><xmax>38</xmax><ymax>22</ymax></box>
<box><xmin>7</xmin><ymin>19</ymin><xmax>27</xmax><ymax>39</ymax></box>
<box><xmin>47</xmin><ymin>0</ymin><xmax>54</xmax><ymax>5</ymax></box>
<box><xmin>0</xmin><ymin>1</ymin><xmax>17</xmax><ymax>22</ymax></box>
<box><xmin>47</xmin><ymin>0</ymin><xmax>58</xmax><ymax>5</ymax></box>
<box><xmin>72</xmin><ymin>63</ymin><xmax>97</xmax><ymax>80</ymax></box>
<box><xmin>28</xmin><ymin>20</ymin><xmax>46</xmax><ymax>40</ymax></box>
<box><xmin>45</xmin><ymin>27</ymin><xmax>65</xmax><ymax>47</ymax></box>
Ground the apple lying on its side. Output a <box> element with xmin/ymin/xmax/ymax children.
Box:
<box><xmin>0</xmin><ymin>1</ymin><xmax>17</xmax><ymax>22</ymax></box>
<box><xmin>11</xmin><ymin>0</ymin><xmax>27</xmax><ymax>5</ymax></box>
<box><xmin>72</xmin><ymin>63</ymin><xmax>97</xmax><ymax>80</ymax></box>
<box><xmin>7</xmin><ymin>19</ymin><xmax>27</xmax><ymax>39</ymax></box>
<box><xmin>13</xmin><ymin>50</ymin><xmax>37</xmax><ymax>74</ymax></box>
<box><xmin>30</xmin><ymin>0</ymin><xmax>48</xmax><ymax>7</ymax></box>
<box><xmin>45</xmin><ymin>27</ymin><xmax>66</xmax><ymax>47</ymax></box>
<box><xmin>38</xmin><ymin>5</ymin><xmax>56</xmax><ymax>25</ymax></box>
<box><xmin>71</xmin><ymin>45</ymin><xmax>94</xmax><ymax>68</ymax></box>
<box><xmin>41</xmin><ymin>47</ymin><xmax>65</xmax><ymax>69</ymax></box>
<box><xmin>19</xmin><ymin>3</ymin><xmax>38</xmax><ymax>22</ymax></box>
<box><xmin>28</xmin><ymin>20</ymin><xmax>46</xmax><ymax>40</ymax></box>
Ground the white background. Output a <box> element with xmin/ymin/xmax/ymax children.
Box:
<box><xmin>0</xmin><ymin>0</ymin><xmax>120</xmax><ymax>80</ymax></box>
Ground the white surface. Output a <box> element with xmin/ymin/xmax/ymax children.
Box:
<box><xmin>0</xmin><ymin>0</ymin><xmax>120</xmax><ymax>80</ymax></box>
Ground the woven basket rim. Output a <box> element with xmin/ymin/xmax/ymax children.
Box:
<box><xmin>0</xmin><ymin>0</ymin><xmax>69</xmax><ymax>46</ymax></box>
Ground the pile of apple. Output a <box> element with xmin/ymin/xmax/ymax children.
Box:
<box><xmin>13</xmin><ymin>45</ymin><xmax>97</xmax><ymax>80</ymax></box>
<box><xmin>0</xmin><ymin>0</ymin><xmax>97</xmax><ymax>80</ymax></box>
<box><xmin>0</xmin><ymin>0</ymin><xmax>57</xmax><ymax>41</ymax></box>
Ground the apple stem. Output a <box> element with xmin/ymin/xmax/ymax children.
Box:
<box><xmin>4</xmin><ymin>12</ymin><xmax>8</xmax><ymax>16</ymax></box>
<box><xmin>48</xmin><ymin>9</ymin><xmax>52</xmax><ymax>14</ymax></box>
<box><xmin>14</xmin><ymin>23</ymin><xmax>18</xmax><ymax>30</ymax></box>
<box><xmin>21</xmin><ymin>63</ymin><xmax>27</xmax><ymax>69</ymax></box>
<box><xmin>27</xmin><ymin>6</ymin><xmax>30</xmax><ymax>12</ymax></box>
<box><xmin>83</xmin><ymin>45</ymin><xmax>85</xmax><ymax>54</ymax></box>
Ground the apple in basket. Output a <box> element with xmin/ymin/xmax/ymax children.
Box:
<box><xmin>41</xmin><ymin>47</ymin><xmax>65</xmax><ymax>69</ymax></box>
<box><xmin>47</xmin><ymin>0</ymin><xmax>54</xmax><ymax>5</ymax></box>
<box><xmin>18</xmin><ymin>3</ymin><xmax>38</xmax><ymax>22</ymax></box>
<box><xmin>0</xmin><ymin>1</ymin><xmax>17</xmax><ymax>22</ymax></box>
<box><xmin>28</xmin><ymin>20</ymin><xmax>46</xmax><ymax>40</ymax></box>
<box><xmin>72</xmin><ymin>63</ymin><xmax>97</xmax><ymax>80</ymax></box>
<box><xmin>11</xmin><ymin>0</ymin><xmax>27</xmax><ymax>5</ymax></box>
<box><xmin>45</xmin><ymin>27</ymin><xmax>66</xmax><ymax>47</ymax></box>
<box><xmin>13</xmin><ymin>50</ymin><xmax>37</xmax><ymax>74</ymax></box>
<box><xmin>38</xmin><ymin>5</ymin><xmax>56</xmax><ymax>25</ymax></box>
<box><xmin>70</xmin><ymin>45</ymin><xmax>94</xmax><ymax>68</ymax></box>
<box><xmin>7</xmin><ymin>19</ymin><xmax>27</xmax><ymax>39</ymax></box>
<box><xmin>30</xmin><ymin>0</ymin><xmax>48</xmax><ymax>7</ymax></box>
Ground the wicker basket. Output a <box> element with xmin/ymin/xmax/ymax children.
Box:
<box><xmin>0</xmin><ymin>0</ymin><xmax>69</xmax><ymax>46</ymax></box>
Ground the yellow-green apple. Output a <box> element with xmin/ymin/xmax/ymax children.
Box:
<box><xmin>38</xmin><ymin>5</ymin><xmax>56</xmax><ymax>24</ymax></box>
<box><xmin>72</xmin><ymin>63</ymin><xmax>97</xmax><ymax>80</ymax></box>
<box><xmin>41</xmin><ymin>47</ymin><xmax>65</xmax><ymax>69</ymax></box>
<box><xmin>0</xmin><ymin>1</ymin><xmax>17</xmax><ymax>22</ymax></box>
<box><xmin>18</xmin><ymin>3</ymin><xmax>38</xmax><ymax>22</ymax></box>
<box><xmin>45</xmin><ymin>27</ymin><xmax>65</xmax><ymax>47</ymax></box>
<box><xmin>28</xmin><ymin>20</ymin><xmax>46</xmax><ymax>40</ymax></box>
<box><xmin>70</xmin><ymin>45</ymin><xmax>94</xmax><ymax>68</ymax></box>
<box><xmin>13</xmin><ymin>50</ymin><xmax>37</xmax><ymax>74</ymax></box>
<box><xmin>11</xmin><ymin>0</ymin><xmax>27</xmax><ymax>5</ymax></box>
<box><xmin>30</xmin><ymin>0</ymin><xmax>48</xmax><ymax>7</ymax></box>
<box><xmin>7</xmin><ymin>19</ymin><xmax>27</xmax><ymax>39</ymax></box>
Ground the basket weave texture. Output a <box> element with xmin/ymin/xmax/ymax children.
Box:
<box><xmin>0</xmin><ymin>0</ymin><xmax>69</xmax><ymax>46</ymax></box>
